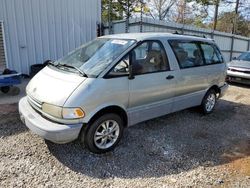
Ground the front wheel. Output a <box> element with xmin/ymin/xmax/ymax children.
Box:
<box><xmin>81</xmin><ymin>113</ymin><xmax>124</xmax><ymax>154</ymax></box>
<box><xmin>201</xmin><ymin>89</ymin><xmax>217</xmax><ymax>114</ymax></box>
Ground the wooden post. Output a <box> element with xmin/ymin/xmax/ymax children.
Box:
<box><xmin>232</xmin><ymin>0</ymin><xmax>240</xmax><ymax>34</ymax></box>
<box><xmin>213</xmin><ymin>0</ymin><xmax>219</xmax><ymax>31</ymax></box>
<box><xmin>125</xmin><ymin>0</ymin><xmax>129</xmax><ymax>33</ymax></box>
<box><xmin>230</xmin><ymin>35</ymin><xmax>235</xmax><ymax>61</ymax></box>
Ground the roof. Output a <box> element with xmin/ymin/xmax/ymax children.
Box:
<box><xmin>101</xmin><ymin>32</ymin><xmax>214</xmax><ymax>43</ymax></box>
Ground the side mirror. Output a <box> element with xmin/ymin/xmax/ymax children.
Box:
<box><xmin>128</xmin><ymin>65</ymin><xmax>134</xmax><ymax>80</ymax></box>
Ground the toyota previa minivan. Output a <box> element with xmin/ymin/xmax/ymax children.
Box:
<box><xmin>19</xmin><ymin>33</ymin><xmax>228</xmax><ymax>153</ymax></box>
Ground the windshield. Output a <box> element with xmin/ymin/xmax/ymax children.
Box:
<box><xmin>237</xmin><ymin>52</ymin><xmax>250</xmax><ymax>61</ymax></box>
<box><xmin>55</xmin><ymin>38</ymin><xmax>135</xmax><ymax>77</ymax></box>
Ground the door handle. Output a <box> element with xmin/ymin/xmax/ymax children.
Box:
<box><xmin>166</xmin><ymin>75</ymin><xmax>174</xmax><ymax>80</ymax></box>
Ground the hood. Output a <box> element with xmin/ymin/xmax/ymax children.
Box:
<box><xmin>26</xmin><ymin>66</ymin><xmax>87</xmax><ymax>106</ymax></box>
<box><xmin>228</xmin><ymin>60</ymin><xmax>250</xmax><ymax>69</ymax></box>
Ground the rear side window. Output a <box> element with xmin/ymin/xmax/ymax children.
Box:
<box><xmin>200</xmin><ymin>43</ymin><xmax>224</xmax><ymax>64</ymax></box>
<box><xmin>169</xmin><ymin>40</ymin><xmax>204</xmax><ymax>69</ymax></box>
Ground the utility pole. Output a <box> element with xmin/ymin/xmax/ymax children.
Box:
<box><xmin>125</xmin><ymin>0</ymin><xmax>130</xmax><ymax>33</ymax></box>
<box><xmin>232</xmin><ymin>0</ymin><xmax>240</xmax><ymax>34</ymax></box>
<box><xmin>140</xmin><ymin>0</ymin><xmax>143</xmax><ymax>32</ymax></box>
<box><xmin>213</xmin><ymin>0</ymin><xmax>220</xmax><ymax>31</ymax></box>
<box><xmin>181</xmin><ymin>0</ymin><xmax>186</xmax><ymax>25</ymax></box>
<box><xmin>108</xmin><ymin>0</ymin><xmax>112</xmax><ymax>34</ymax></box>
<box><xmin>181</xmin><ymin>0</ymin><xmax>186</xmax><ymax>34</ymax></box>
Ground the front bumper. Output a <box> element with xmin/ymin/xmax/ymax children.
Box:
<box><xmin>18</xmin><ymin>97</ymin><xmax>83</xmax><ymax>144</ymax></box>
<box><xmin>227</xmin><ymin>70</ymin><xmax>250</xmax><ymax>85</ymax></box>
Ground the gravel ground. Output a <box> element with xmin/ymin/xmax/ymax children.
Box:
<box><xmin>0</xmin><ymin>83</ymin><xmax>250</xmax><ymax>187</ymax></box>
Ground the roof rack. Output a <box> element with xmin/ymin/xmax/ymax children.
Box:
<box><xmin>173</xmin><ymin>31</ymin><xmax>207</xmax><ymax>38</ymax></box>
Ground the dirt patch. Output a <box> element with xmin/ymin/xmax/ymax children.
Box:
<box><xmin>222</xmin><ymin>139</ymin><xmax>250</xmax><ymax>176</ymax></box>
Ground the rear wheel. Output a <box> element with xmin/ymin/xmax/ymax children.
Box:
<box><xmin>0</xmin><ymin>86</ymin><xmax>10</xmax><ymax>94</ymax></box>
<box><xmin>201</xmin><ymin>89</ymin><xmax>217</xmax><ymax>114</ymax></box>
<box><xmin>81</xmin><ymin>113</ymin><xmax>124</xmax><ymax>154</ymax></box>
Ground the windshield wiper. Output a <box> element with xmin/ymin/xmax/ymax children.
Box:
<box><xmin>47</xmin><ymin>60</ymin><xmax>57</xmax><ymax>66</ymax></box>
<box><xmin>57</xmin><ymin>63</ymin><xmax>87</xmax><ymax>77</ymax></box>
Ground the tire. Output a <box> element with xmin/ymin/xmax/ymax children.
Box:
<box><xmin>201</xmin><ymin>89</ymin><xmax>217</xmax><ymax>114</ymax></box>
<box><xmin>81</xmin><ymin>113</ymin><xmax>124</xmax><ymax>154</ymax></box>
<box><xmin>1</xmin><ymin>86</ymin><xmax>10</xmax><ymax>94</ymax></box>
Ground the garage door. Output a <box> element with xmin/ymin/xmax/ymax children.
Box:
<box><xmin>0</xmin><ymin>21</ymin><xmax>6</xmax><ymax>70</ymax></box>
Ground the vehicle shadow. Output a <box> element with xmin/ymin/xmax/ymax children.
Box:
<box><xmin>0</xmin><ymin>103</ymin><xmax>28</xmax><ymax>137</ymax></box>
<box><xmin>227</xmin><ymin>82</ymin><xmax>250</xmax><ymax>89</ymax></box>
<box><xmin>47</xmin><ymin>99</ymin><xmax>250</xmax><ymax>179</ymax></box>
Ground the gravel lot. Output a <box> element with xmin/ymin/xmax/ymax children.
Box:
<box><xmin>0</xmin><ymin>84</ymin><xmax>250</xmax><ymax>187</ymax></box>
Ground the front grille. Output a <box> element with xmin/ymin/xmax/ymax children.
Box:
<box><xmin>27</xmin><ymin>95</ymin><xmax>42</xmax><ymax>111</ymax></box>
<box><xmin>228</xmin><ymin>67</ymin><xmax>250</xmax><ymax>74</ymax></box>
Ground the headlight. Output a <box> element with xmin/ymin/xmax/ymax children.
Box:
<box><xmin>42</xmin><ymin>103</ymin><xmax>62</xmax><ymax>118</ymax></box>
<box><xmin>42</xmin><ymin>103</ymin><xmax>85</xmax><ymax>119</ymax></box>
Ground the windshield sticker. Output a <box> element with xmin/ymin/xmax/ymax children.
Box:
<box><xmin>111</xmin><ymin>40</ymin><xmax>128</xmax><ymax>45</ymax></box>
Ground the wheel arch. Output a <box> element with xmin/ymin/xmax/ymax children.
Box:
<box><xmin>208</xmin><ymin>85</ymin><xmax>221</xmax><ymax>95</ymax></box>
<box><xmin>86</xmin><ymin>105</ymin><xmax>128</xmax><ymax>128</ymax></box>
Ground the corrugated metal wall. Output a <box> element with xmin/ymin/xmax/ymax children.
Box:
<box><xmin>0</xmin><ymin>21</ymin><xmax>6</xmax><ymax>70</ymax></box>
<box><xmin>0</xmin><ymin>0</ymin><xmax>101</xmax><ymax>74</ymax></box>
<box><xmin>105</xmin><ymin>18</ymin><xmax>250</xmax><ymax>62</ymax></box>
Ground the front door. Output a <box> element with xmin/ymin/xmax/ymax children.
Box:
<box><xmin>127</xmin><ymin>40</ymin><xmax>176</xmax><ymax>125</ymax></box>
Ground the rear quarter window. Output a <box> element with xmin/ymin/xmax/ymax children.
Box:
<box><xmin>200</xmin><ymin>43</ymin><xmax>224</xmax><ymax>64</ymax></box>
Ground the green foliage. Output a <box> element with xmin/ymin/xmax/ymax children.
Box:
<box><xmin>102</xmin><ymin>0</ymin><xmax>124</xmax><ymax>22</ymax></box>
<box><xmin>102</xmin><ymin>0</ymin><xmax>139</xmax><ymax>22</ymax></box>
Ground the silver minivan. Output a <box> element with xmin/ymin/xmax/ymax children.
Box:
<box><xmin>19</xmin><ymin>33</ymin><xmax>228</xmax><ymax>153</ymax></box>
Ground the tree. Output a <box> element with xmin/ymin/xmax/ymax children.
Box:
<box><xmin>174</xmin><ymin>0</ymin><xmax>187</xmax><ymax>24</ymax></box>
<box><xmin>232</xmin><ymin>0</ymin><xmax>240</xmax><ymax>34</ymax></box>
<box><xmin>145</xmin><ymin>0</ymin><xmax>176</xmax><ymax>20</ymax></box>
<box><xmin>213</xmin><ymin>0</ymin><xmax>220</xmax><ymax>30</ymax></box>
<box><xmin>222</xmin><ymin>0</ymin><xmax>250</xmax><ymax>33</ymax></box>
<box><xmin>102</xmin><ymin>0</ymin><xmax>124</xmax><ymax>22</ymax></box>
<box><xmin>187</xmin><ymin>0</ymin><xmax>221</xmax><ymax>30</ymax></box>
<box><xmin>101</xmin><ymin>0</ymin><xmax>139</xmax><ymax>22</ymax></box>
<box><xmin>118</xmin><ymin>0</ymin><xmax>139</xmax><ymax>19</ymax></box>
<box><xmin>216</xmin><ymin>11</ymin><xmax>250</xmax><ymax>36</ymax></box>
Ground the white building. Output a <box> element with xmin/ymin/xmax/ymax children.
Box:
<box><xmin>0</xmin><ymin>0</ymin><xmax>101</xmax><ymax>74</ymax></box>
